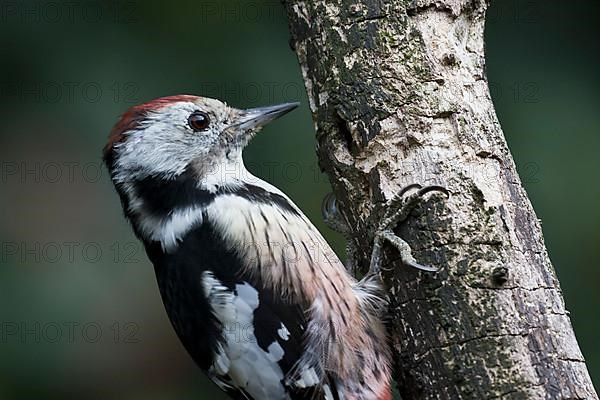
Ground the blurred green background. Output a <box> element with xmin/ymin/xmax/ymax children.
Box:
<box><xmin>0</xmin><ymin>0</ymin><xmax>597</xmax><ymax>398</ymax></box>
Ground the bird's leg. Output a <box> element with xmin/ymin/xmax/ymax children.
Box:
<box><xmin>368</xmin><ymin>184</ymin><xmax>449</xmax><ymax>277</ymax></box>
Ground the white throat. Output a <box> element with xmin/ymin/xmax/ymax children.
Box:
<box><xmin>195</xmin><ymin>151</ymin><xmax>267</xmax><ymax>193</ymax></box>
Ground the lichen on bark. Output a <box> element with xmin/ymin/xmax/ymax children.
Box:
<box><xmin>283</xmin><ymin>0</ymin><xmax>598</xmax><ymax>398</ymax></box>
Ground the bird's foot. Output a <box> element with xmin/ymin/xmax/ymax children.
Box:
<box><xmin>368</xmin><ymin>184</ymin><xmax>449</xmax><ymax>277</ymax></box>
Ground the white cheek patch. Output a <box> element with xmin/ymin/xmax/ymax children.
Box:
<box><xmin>113</xmin><ymin>103</ymin><xmax>210</xmax><ymax>182</ymax></box>
<box><xmin>202</xmin><ymin>272</ymin><xmax>288</xmax><ymax>400</ymax></box>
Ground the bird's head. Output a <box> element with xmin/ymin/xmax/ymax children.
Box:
<box><xmin>103</xmin><ymin>95</ymin><xmax>298</xmax><ymax>185</ymax></box>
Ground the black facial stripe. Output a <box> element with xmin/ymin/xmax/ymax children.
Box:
<box><xmin>133</xmin><ymin>171</ymin><xmax>216</xmax><ymax>215</ymax></box>
<box><xmin>132</xmin><ymin>174</ymin><xmax>301</xmax><ymax>218</ymax></box>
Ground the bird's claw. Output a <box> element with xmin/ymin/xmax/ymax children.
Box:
<box><xmin>417</xmin><ymin>185</ymin><xmax>449</xmax><ymax>198</ymax></box>
<box><xmin>405</xmin><ymin>260</ymin><xmax>439</xmax><ymax>272</ymax></box>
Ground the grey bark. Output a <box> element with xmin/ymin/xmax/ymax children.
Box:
<box><xmin>282</xmin><ymin>0</ymin><xmax>597</xmax><ymax>399</ymax></box>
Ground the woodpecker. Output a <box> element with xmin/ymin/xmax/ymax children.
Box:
<box><xmin>104</xmin><ymin>95</ymin><xmax>443</xmax><ymax>400</ymax></box>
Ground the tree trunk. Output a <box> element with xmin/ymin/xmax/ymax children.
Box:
<box><xmin>282</xmin><ymin>0</ymin><xmax>597</xmax><ymax>398</ymax></box>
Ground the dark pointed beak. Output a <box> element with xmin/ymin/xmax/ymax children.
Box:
<box><xmin>237</xmin><ymin>102</ymin><xmax>299</xmax><ymax>130</ymax></box>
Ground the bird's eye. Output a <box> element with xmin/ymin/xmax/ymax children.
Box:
<box><xmin>188</xmin><ymin>111</ymin><xmax>210</xmax><ymax>132</ymax></box>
